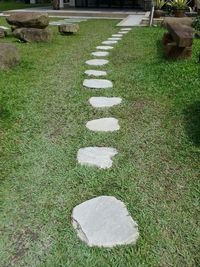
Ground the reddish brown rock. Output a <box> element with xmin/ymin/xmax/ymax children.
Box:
<box><xmin>13</xmin><ymin>27</ymin><xmax>52</xmax><ymax>42</ymax></box>
<box><xmin>6</xmin><ymin>12</ymin><xmax>49</xmax><ymax>29</ymax></box>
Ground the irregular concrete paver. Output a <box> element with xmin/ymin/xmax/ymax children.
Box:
<box><xmin>112</xmin><ymin>34</ymin><xmax>123</xmax><ymax>37</ymax></box>
<box><xmin>85</xmin><ymin>70</ymin><xmax>107</xmax><ymax>77</ymax></box>
<box><xmin>89</xmin><ymin>97</ymin><xmax>122</xmax><ymax>108</ymax></box>
<box><xmin>91</xmin><ymin>51</ymin><xmax>109</xmax><ymax>57</ymax></box>
<box><xmin>121</xmin><ymin>27</ymin><xmax>132</xmax><ymax>31</ymax></box>
<box><xmin>85</xmin><ymin>59</ymin><xmax>109</xmax><ymax>66</ymax></box>
<box><xmin>96</xmin><ymin>46</ymin><xmax>113</xmax><ymax>50</ymax></box>
<box><xmin>83</xmin><ymin>79</ymin><xmax>113</xmax><ymax>89</ymax></box>
<box><xmin>102</xmin><ymin>40</ymin><xmax>118</xmax><ymax>45</ymax></box>
<box><xmin>118</xmin><ymin>31</ymin><xmax>128</xmax><ymax>34</ymax></box>
<box><xmin>86</xmin><ymin>117</ymin><xmax>120</xmax><ymax>132</ymax></box>
<box><xmin>108</xmin><ymin>37</ymin><xmax>121</xmax><ymax>41</ymax></box>
<box><xmin>77</xmin><ymin>147</ymin><xmax>118</xmax><ymax>169</ymax></box>
<box><xmin>72</xmin><ymin>196</ymin><xmax>139</xmax><ymax>247</ymax></box>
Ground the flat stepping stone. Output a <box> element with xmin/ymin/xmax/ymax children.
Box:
<box><xmin>89</xmin><ymin>97</ymin><xmax>122</xmax><ymax>108</ymax></box>
<box><xmin>86</xmin><ymin>117</ymin><xmax>120</xmax><ymax>132</ymax></box>
<box><xmin>108</xmin><ymin>37</ymin><xmax>121</xmax><ymax>41</ymax></box>
<box><xmin>77</xmin><ymin>147</ymin><xmax>118</xmax><ymax>169</ymax></box>
<box><xmin>118</xmin><ymin>31</ymin><xmax>128</xmax><ymax>34</ymax></box>
<box><xmin>72</xmin><ymin>196</ymin><xmax>139</xmax><ymax>247</ymax></box>
<box><xmin>96</xmin><ymin>46</ymin><xmax>113</xmax><ymax>50</ymax></box>
<box><xmin>85</xmin><ymin>59</ymin><xmax>109</xmax><ymax>66</ymax></box>
<box><xmin>112</xmin><ymin>34</ymin><xmax>123</xmax><ymax>37</ymax></box>
<box><xmin>85</xmin><ymin>70</ymin><xmax>107</xmax><ymax>77</ymax></box>
<box><xmin>91</xmin><ymin>51</ymin><xmax>109</xmax><ymax>57</ymax></box>
<box><xmin>102</xmin><ymin>41</ymin><xmax>118</xmax><ymax>45</ymax></box>
<box><xmin>83</xmin><ymin>79</ymin><xmax>113</xmax><ymax>89</ymax></box>
<box><xmin>121</xmin><ymin>27</ymin><xmax>132</xmax><ymax>31</ymax></box>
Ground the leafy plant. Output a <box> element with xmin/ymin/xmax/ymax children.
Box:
<box><xmin>192</xmin><ymin>16</ymin><xmax>200</xmax><ymax>32</ymax></box>
<box><xmin>154</xmin><ymin>0</ymin><xmax>166</xmax><ymax>9</ymax></box>
<box><xmin>168</xmin><ymin>0</ymin><xmax>190</xmax><ymax>9</ymax></box>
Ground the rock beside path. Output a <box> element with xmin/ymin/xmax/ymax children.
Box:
<box><xmin>0</xmin><ymin>43</ymin><xmax>20</xmax><ymax>70</ymax></box>
<box><xmin>59</xmin><ymin>24</ymin><xmax>79</xmax><ymax>34</ymax></box>
<box><xmin>13</xmin><ymin>28</ymin><xmax>52</xmax><ymax>42</ymax></box>
<box><xmin>6</xmin><ymin>12</ymin><xmax>49</xmax><ymax>29</ymax></box>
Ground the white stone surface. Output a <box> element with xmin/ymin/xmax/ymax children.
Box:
<box><xmin>83</xmin><ymin>79</ymin><xmax>113</xmax><ymax>89</ymax></box>
<box><xmin>89</xmin><ymin>97</ymin><xmax>122</xmax><ymax>108</ymax></box>
<box><xmin>112</xmin><ymin>34</ymin><xmax>123</xmax><ymax>37</ymax></box>
<box><xmin>72</xmin><ymin>196</ymin><xmax>139</xmax><ymax>247</ymax></box>
<box><xmin>102</xmin><ymin>40</ymin><xmax>118</xmax><ymax>45</ymax></box>
<box><xmin>118</xmin><ymin>31</ymin><xmax>128</xmax><ymax>34</ymax></box>
<box><xmin>85</xmin><ymin>70</ymin><xmax>107</xmax><ymax>77</ymax></box>
<box><xmin>108</xmin><ymin>37</ymin><xmax>121</xmax><ymax>41</ymax></box>
<box><xmin>77</xmin><ymin>147</ymin><xmax>118</xmax><ymax>169</ymax></box>
<box><xmin>121</xmin><ymin>27</ymin><xmax>132</xmax><ymax>30</ymax></box>
<box><xmin>86</xmin><ymin>117</ymin><xmax>120</xmax><ymax>132</ymax></box>
<box><xmin>91</xmin><ymin>51</ymin><xmax>109</xmax><ymax>57</ymax></box>
<box><xmin>85</xmin><ymin>59</ymin><xmax>109</xmax><ymax>66</ymax></box>
<box><xmin>96</xmin><ymin>46</ymin><xmax>113</xmax><ymax>50</ymax></box>
<box><xmin>117</xmin><ymin>15</ymin><xmax>143</xmax><ymax>27</ymax></box>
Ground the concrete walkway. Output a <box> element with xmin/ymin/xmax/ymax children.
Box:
<box><xmin>117</xmin><ymin>14</ymin><xmax>143</xmax><ymax>26</ymax></box>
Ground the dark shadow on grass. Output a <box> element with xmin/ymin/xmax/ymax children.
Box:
<box><xmin>183</xmin><ymin>101</ymin><xmax>200</xmax><ymax>146</ymax></box>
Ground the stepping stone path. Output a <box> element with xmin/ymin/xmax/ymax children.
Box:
<box><xmin>72</xmin><ymin>196</ymin><xmax>139</xmax><ymax>247</ymax></box>
<box><xmin>102</xmin><ymin>40</ymin><xmax>118</xmax><ymax>45</ymax></box>
<box><xmin>85</xmin><ymin>59</ymin><xmax>109</xmax><ymax>66</ymax></box>
<box><xmin>89</xmin><ymin>97</ymin><xmax>122</xmax><ymax>108</ymax></box>
<box><xmin>91</xmin><ymin>51</ymin><xmax>109</xmax><ymax>57</ymax></box>
<box><xmin>96</xmin><ymin>46</ymin><xmax>113</xmax><ymax>50</ymax></box>
<box><xmin>77</xmin><ymin>147</ymin><xmax>118</xmax><ymax>169</ymax></box>
<box><xmin>83</xmin><ymin>79</ymin><xmax>113</xmax><ymax>89</ymax></box>
<box><xmin>85</xmin><ymin>70</ymin><xmax>107</xmax><ymax>77</ymax></box>
<box><xmin>86</xmin><ymin>117</ymin><xmax>120</xmax><ymax>132</ymax></box>
<box><xmin>73</xmin><ymin>26</ymin><xmax>139</xmax><ymax>248</ymax></box>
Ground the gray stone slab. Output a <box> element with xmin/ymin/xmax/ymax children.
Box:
<box><xmin>112</xmin><ymin>34</ymin><xmax>123</xmax><ymax>37</ymax></box>
<box><xmin>72</xmin><ymin>196</ymin><xmax>139</xmax><ymax>247</ymax></box>
<box><xmin>96</xmin><ymin>46</ymin><xmax>113</xmax><ymax>50</ymax></box>
<box><xmin>86</xmin><ymin>117</ymin><xmax>120</xmax><ymax>132</ymax></box>
<box><xmin>83</xmin><ymin>79</ymin><xmax>113</xmax><ymax>89</ymax></box>
<box><xmin>117</xmin><ymin>15</ymin><xmax>143</xmax><ymax>27</ymax></box>
<box><xmin>89</xmin><ymin>97</ymin><xmax>122</xmax><ymax>108</ymax></box>
<box><xmin>77</xmin><ymin>147</ymin><xmax>118</xmax><ymax>169</ymax></box>
<box><xmin>102</xmin><ymin>40</ymin><xmax>118</xmax><ymax>45</ymax></box>
<box><xmin>85</xmin><ymin>59</ymin><xmax>109</xmax><ymax>66</ymax></box>
<box><xmin>120</xmin><ymin>27</ymin><xmax>132</xmax><ymax>30</ymax></box>
<box><xmin>85</xmin><ymin>70</ymin><xmax>107</xmax><ymax>77</ymax></box>
<box><xmin>108</xmin><ymin>37</ymin><xmax>121</xmax><ymax>41</ymax></box>
<box><xmin>91</xmin><ymin>51</ymin><xmax>109</xmax><ymax>57</ymax></box>
<box><xmin>118</xmin><ymin>31</ymin><xmax>128</xmax><ymax>34</ymax></box>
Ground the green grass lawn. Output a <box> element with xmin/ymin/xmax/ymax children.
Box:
<box><xmin>0</xmin><ymin>1</ymin><xmax>50</xmax><ymax>11</ymax></box>
<box><xmin>0</xmin><ymin>17</ymin><xmax>200</xmax><ymax>267</ymax></box>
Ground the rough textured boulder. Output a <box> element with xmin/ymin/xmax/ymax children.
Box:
<box><xmin>6</xmin><ymin>12</ymin><xmax>49</xmax><ymax>29</ymax></box>
<box><xmin>58</xmin><ymin>24</ymin><xmax>79</xmax><ymax>35</ymax></box>
<box><xmin>13</xmin><ymin>28</ymin><xmax>52</xmax><ymax>42</ymax></box>
<box><xmin>0</xmin><ymin>28</ymin><xmax>5</xmax><ymax>38</ymax></box>
<box><xmin>0</xmin><ymin>44</ymin><xmax>20</xmax><ymax>70</ymax></box>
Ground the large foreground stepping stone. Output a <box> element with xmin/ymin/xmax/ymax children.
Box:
<box><xmin>72</xmin><ymin>196</ymin><xmax>139</xmax><ymax>247</ymax></box>
<box><xmin>86</xmin><ymin>117</ymin><xmax>120</xmax><ymax>132</ymax></box>
<box><xmin>112</xmin><ymin>34</ymin><xmax>123</xmax><ymax>37</ymax></box>
<box><xmin>85</xmin><ymin>70</ymin><xmax>107</xmax><ymax>77</ymax></box>
<box><xmin>89</xmin><ymin>97</ymin><xmax>122</xmax><ymax>108</ymax></box>
<box><xmin>91</xmin><ymin>51</ymin><xmax>109</xmax><ymax>57</ymax></box>
<box><xmin>77</xmin><ymin>147</ymin><xmax>117</xmax><ymax>169</ymax></box>
<box><xmin>102</xmin><ymin>40</ymin><xmax>117</xmax><ymax>45</ymax></box>
<box><xmin>85</xmin><ymin>59</ymin><xmax>108</xmax><ymax>66</ymax></box>
<box><xmin>96</xmin><ymin>46</ymin><xmax>113</xmax><ymax>50</ymax></box>
<box><xmin>83</xmin><ymin>79</ymin><xmax>113</xmax><ymax>89</ymax></box>
<box><xmin>108</xmin><ymin>37</ymin><xmax>121</xmax><ymax>41</ymax></box>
